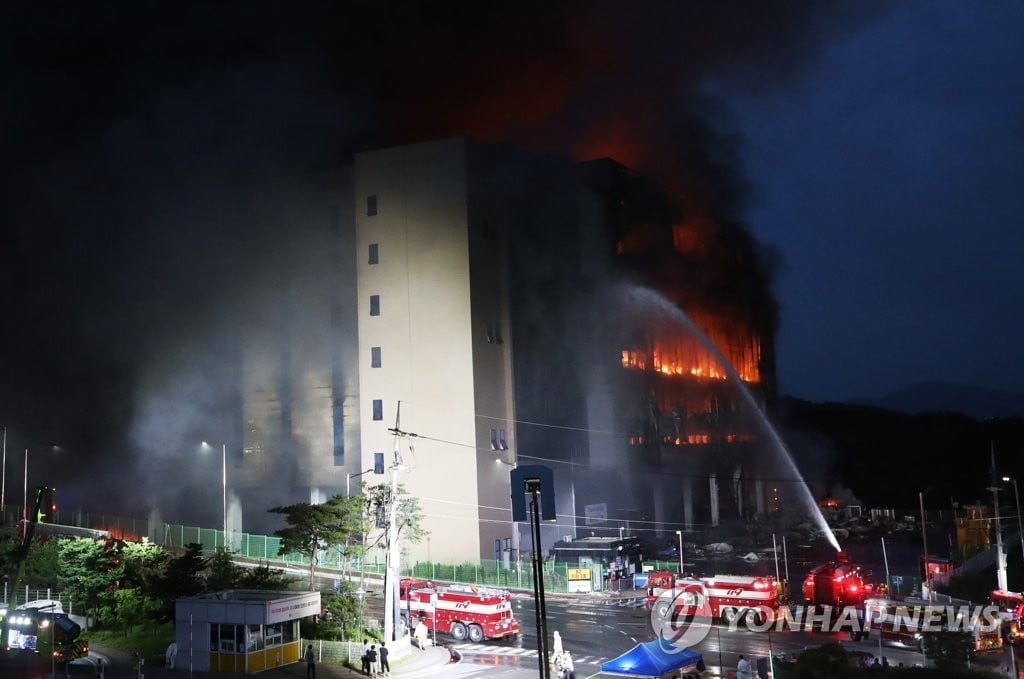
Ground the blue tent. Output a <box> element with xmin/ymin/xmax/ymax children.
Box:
<box><xmin>600</xmin><ymin>638</ymin><xmax>703</xmax><ymax>677</ymax></box>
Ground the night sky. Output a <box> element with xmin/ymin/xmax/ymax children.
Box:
<box><xmin>2</xmin><ymin>2</ymin><xmax>1022</xmax><ymax>513</ymax></box>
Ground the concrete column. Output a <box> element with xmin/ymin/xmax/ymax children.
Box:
<box><xmin>683</xmin><ymin>477</ymin><xmax>694</xmax><ymax>531</ymax></box>
<box><xmin>651</xmin><ymin>476</ymin><xmax>666</xmax><ymax>538</ymax></box>
<box><xmin>733</xmin><ymin>468</ymin><xmax>743</xmax><ymax>519</ymax></box>
<box><xmin>710</xmin><ymin>474</ymin><xmax>719</xmax><ymax>527</ymax></box>
<box><xmin>755</xmin><ymin>478</ymin><xmax>766</xmax><ymax>517</ymax></box>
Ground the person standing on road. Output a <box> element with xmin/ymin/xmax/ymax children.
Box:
<box><xmin>361</xmin><ymin>639</ymin><xmax>371</xmax><ymax>675</ymax></box>
<box><xmin>737</xmin><ymin>654</ymin><xmax>751</xmax><ymax>679</ymax></box>
<box><xmin>379</xmin><ymin>643</ymin><xmax>390</xmax><ymax>675</ymax></box>
<box><xmin>305</xmin><ymin>644</ymin><xmax>316</xmax><ymax>679</ymax></box>
<box><xmin>366</xmin><ymin>644</ymin><xmax>379</xmax><ymax>678</ymax></box>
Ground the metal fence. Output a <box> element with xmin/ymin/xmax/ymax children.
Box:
<box><xmin>6</xmin><ymin>504</ymin><xmax>936</xmax><ymax>598</ymax></box>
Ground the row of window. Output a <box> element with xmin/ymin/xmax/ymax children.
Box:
<box><xmin>210</xmin><ymin>622</ymin><xmax>296</xmax><ymax>654</ymax></box>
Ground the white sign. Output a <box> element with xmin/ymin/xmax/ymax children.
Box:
<box><xmin>569</xmin><ymin>577</ymin><xmax>593</xmax><ymax>593</ymax></box>
<box><xmin>585</xmin><ymin>503</ymin><xmax>607</xmax><ymax>525</ymax></box>
<box><xmin>266</xmin><ymin>592</ymin><xmax>322</xmax><ymax>624</ymax></box>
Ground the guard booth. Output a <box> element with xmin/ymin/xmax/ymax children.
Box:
<box><xmin>175</xmin><ymin>590</ymin><xmax>321</xmax><ymax>673</ymax></box>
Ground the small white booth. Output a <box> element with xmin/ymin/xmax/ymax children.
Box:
<box><xmin>175</xmin><ymin>590</ymin><xmax>321</xmax><ymax>673</ymax></box>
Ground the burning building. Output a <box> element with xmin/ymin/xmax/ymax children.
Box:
<box><xmin>236</xmin><ymin>136</ymin><xmax>782</xmax><ymax>562</ymax></box>
<box><xmin>350</xmin><ymin>137</ymin><xmax>780</xmax><ymax>561</ymax></box>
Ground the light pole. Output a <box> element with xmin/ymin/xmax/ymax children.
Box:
<box><xmin>1002</xmin><ymin>476</ymin><xmax>1024</xmax><ymax>569</ymax></box>
<box><xmin>675</xmin><ymin>530</ymin><xmax>684</xmax><ymax>575</ymax></box>
<box><xmin>2</xmin><ymin>425</ymin><xmax>6</xmax><ymax>509</ymax></box>
<box><xmin>201</xmin><ymin>442</ymin><xmax>228</xmax><ymax>550</ymax></box>
<box><xmin>347</xmin><ymin>468</ymin><xmax>375</xmax><ymax>496</ymax></box>
<box><xmin>919</xmin><ymin>490</ymin><xmax>932</xmax><ymax>600</ymax></box>
<box><xmin>990</xmin><ymin>446</ymin><xmax>1008</xmax><ymax>592</ymax></box>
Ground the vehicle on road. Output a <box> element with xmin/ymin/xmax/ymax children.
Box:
<box><xmin>399</xmin><ymin>578</ymin><xmax>520</xmax><ymax>643</ymax></box>
<box><xmin>646</xmin><ymin>569</ymin><xmax>782</xmax><ymax>625</ymax></box>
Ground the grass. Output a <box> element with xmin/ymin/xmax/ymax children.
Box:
<box><xmin>87</xmin><ymin>622</ymin><xmax>175</xmax><ymax>666</ymax></box>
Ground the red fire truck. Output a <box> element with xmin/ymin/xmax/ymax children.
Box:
<box><xmin>646</xmin><ymin>570</ymin><xmax>782</xmax><ymax>625</ymax></box>
<box><xmin>399</xmin><ymin>578</ymin><xmax>520</xmax><ymax>643</ymax></box>
<box><xmin>862</xmin><ymin>597</ymin><xmax>1003</xmax><ymax>654</ymax></box>
<box><xmin>802</xmin><ymin>552</ymin><xmax>883</xmax><ymax>611</ymax></box>
<box><xmin>990</xmin><ymin>589</ymin><xmax>1024</xmax><ymax>644</ymax></box>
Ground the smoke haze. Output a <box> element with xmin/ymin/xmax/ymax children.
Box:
<box><xmin>0</xmin><ymin>2</ymin><xmax>895</xmax><ymax>523</ymax></box>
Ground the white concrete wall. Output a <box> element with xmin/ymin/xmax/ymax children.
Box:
<box><xmin>355</xmin><ymin>138</ymin><xmax>482</xmax><ymax>562</ymax></box>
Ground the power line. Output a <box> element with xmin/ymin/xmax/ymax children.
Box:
<box><xmin>405</xmin><ymin>431</ymin><xmax>846</xmax><ymax>484</ymax></box>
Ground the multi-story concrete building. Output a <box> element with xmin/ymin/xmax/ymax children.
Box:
<box><xmin>239</xmin><ymin>137</ymin><xmax>780</xmax><ymax>563</ymax></box>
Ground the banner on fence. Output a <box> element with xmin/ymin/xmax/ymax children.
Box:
<box><xmin>567</xmin><ymin>568</ymin><xmax>592</xmax><ymax>593</ymax></box>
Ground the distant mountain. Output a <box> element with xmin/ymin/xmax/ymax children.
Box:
<box><xmin>854</xmin><ymin>381</ymin><xmax>1024</xmax><ymax>419</ymax></box>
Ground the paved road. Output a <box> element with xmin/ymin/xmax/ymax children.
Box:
<box><xmin>439</xmin><ymin>596</ymin><xmax>1014</xmax><ymax>679</ymax></box>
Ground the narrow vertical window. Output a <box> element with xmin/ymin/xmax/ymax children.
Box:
<box><xmin>490</xmin><ymin>428</ymin><xmax>499</xmax><ymax>450</ymax></box>
<box><xmin>368</xmin><ymin>243</ymin><xmax>379</xmax><ymax>264</ymax></box>
<box><xmin>372</xmin><ymin>399</ymin><xmax>383</xmax><ymax>421</ymax></box>
<box><xmin>369</xmin><ymin>295</ymin><xmax>380</xmax><ymax>316</ymax></box>
<box><xmin>499</xmin><ymin>429</ymin><xmax>508</xmax><ymax>450</ymax></box>
<box><xmin>371</xmin><ymin>346</ymin><xmax>382</xmax><ymax>368</ymax></box>
<box><xmin>367</xmin><ymin>195</ymin><xmax>378</xmax><ymax>216</ymax></box>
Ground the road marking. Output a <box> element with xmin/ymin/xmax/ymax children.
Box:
<box><xmin>454</xmin><ymin>644</ymin><xmax>607</xmax><ymax>666</ymax></box>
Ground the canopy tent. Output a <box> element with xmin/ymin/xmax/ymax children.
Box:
<box><xmin>600</xmin><ymin>639</ymin><xmax>703</xmax><ymax>677</ymax></box>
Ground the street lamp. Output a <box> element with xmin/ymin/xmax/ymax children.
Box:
<box><xmin>201</xmin><ymin>442</ymin><xmax>228</xmax><ymax>549</ymax></box>
<box><xmin>1002</xmin><ymin>476</ymin><xmax>1024</xmax><ymax>568</ymax></box>
<box><xmin>675</xmin><ymin>530</ymin><xmax>684</xmax><ymax>575</ymax></box>
<box><xmin>919</xmin><ymin>490</ymin><xmax>932</xmax><ymax>600</ymax></box>
<box><xmin>347</xmin><ymin>468</ymin><xmax>375</xmax><ymax>496</ymax></box>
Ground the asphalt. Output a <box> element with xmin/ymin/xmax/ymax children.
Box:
<box><xmin>88</xmin><ymin>644</ymin><xmax>460</xmax><ymax>679</ymax></box>
<box><xmin>81</xmin><ymin>588</ymin><xmax>647</xmax><ymax>677</ymax></box>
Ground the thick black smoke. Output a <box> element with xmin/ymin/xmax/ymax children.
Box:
<box><xmin>0</xmin><ymin>1</ymin><xmax>893</xmax><ymax>521</ymax></box>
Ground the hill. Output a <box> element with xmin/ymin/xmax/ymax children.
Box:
<box><xmin>855</xmin><ymin>381</ymin><xmax>1024</xmax><ymax>419</ymax></box>
<box><xmin>772</xmin><ymin>396</ymin><xmax>1024</xmax><ymax>508</ymax></box>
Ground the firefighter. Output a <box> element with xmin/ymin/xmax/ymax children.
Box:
<box><xmin>415</xmin><ymin>616</ymin><xmax>431</xmax><ymax>648</ymax></box>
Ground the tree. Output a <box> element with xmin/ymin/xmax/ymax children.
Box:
<box><xmin>788</xmin><ymin>643</ymin><xmax>851</xmax><ymax>679</ymax></box>
<box><xmin>119</xmin><ymin>538</ymin><xmax>167</xmax><ymax>591</ymax></box>
<box><xmin>310</xmin><ymin>582</ymin><xmax>364</xmax><ymax>641</ymax></box>
<box><xmin>152</xmin><ymin>543</ymin><xmax>207</xmax><ymax>620</ymax></box>
<box><xmin>22</xmin><ymin>537</ymin><xmax>61</xmax><ymax>588</ymax></box>
<box><xmin>269</xmin><ymin>494</ymin><xmax>361</xmax><ymax>591</ymax></box>
<box><xmin>238</xmin><ymin>562</ymin><xmax>291</xmax><ymax>590</ymax></box>
<box><xmin>922</xmin><ymin>631</ymin><xmax>975</xmax><ymax>671</ymax></box>
<box><xmin>362</xmin><ymin>483</ymin><xmax>428</xmax><ymax>555</ymax></box>
<box><xmin>206</xmin><ymin>549</ymin><xmax>242</xmax><ymax>591</ymax></box>
<box><xmin>58</xmin><ymin>537</ymin><xmax>123</xmax><ymax>617</ymax></box>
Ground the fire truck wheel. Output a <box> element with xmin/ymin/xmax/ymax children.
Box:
<box><xmin>451</xmin><ymin>622</ymin><xmax>468</xmax><ymax>641</ymax></box>
<box><xmin>468</xmin><ymin>624</ymin><xmax>484</xmax><ymax>643</ymax></box>
<box><xmin>721</xmin><ymin>607</ymin><xmax>738</xmax><ymax>624</ymax></box>
<box><xmin>745</xmin><ymin>609</ymin><xmax>763</xmax><ymax>627</ymax></box>
<box><xmin>655</xmin><ymin>602</ymin><xmax>670</xmax><ymax>618</ymax></box>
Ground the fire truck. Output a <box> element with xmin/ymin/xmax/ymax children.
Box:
<box><xmin>399</xmin><ymin>578</ymin><xmax>520</xmax><ymax>643</ymax></box>
<box><xmin>802</xmin><ymin>552</ymin><xmax>883</xmax><ymax>614</ymax></box>
<box><xmin>990</xmin><ymin>589</ymin><xmax>1024</xmax><ymax>644</ymax></box>
<box><xmin>645</xmin><ymin>570</ymin><xmax>782</xmax><ymax>625</ymax></box>
<box><xmin>862</xmin><ymin>597</ymin><xmax>1003</xmax><ymax>654</ymax></box>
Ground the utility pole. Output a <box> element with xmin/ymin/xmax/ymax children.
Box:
<box><xmin>992</xmin><ymin>444</ymin><xmax>1008</xmax><ymax>591</ymax></box>
<box><xmin>384</xmin><ymin>403</ymin><xmax>409</xmax><ymax>644</ymax></box>
<box><xmin>919</xmin><ymin>491</ymin><xmax>931</xmax><ymax>600</ymax></box>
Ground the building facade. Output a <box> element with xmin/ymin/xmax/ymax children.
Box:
<box><xmin>239</xmin><ymin>137</ymin><xmax>781</xmax><ymax>563</ymax></box>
